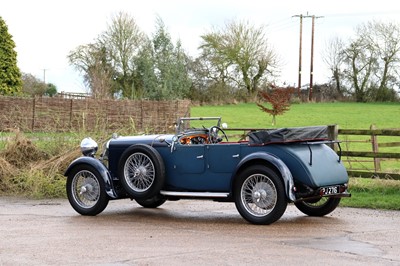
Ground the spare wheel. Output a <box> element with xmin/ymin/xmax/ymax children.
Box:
<box><xmin>118</xmin><ymin>144</ymin><xmax>165</xmax><ymax>199</ymax></box>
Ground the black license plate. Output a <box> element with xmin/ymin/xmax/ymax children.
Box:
<box><xmin>321</xmin><ymin>186</ymin><xmax>340</xmax><ymax>195</ymax></box>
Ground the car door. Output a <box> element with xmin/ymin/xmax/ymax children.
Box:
<box><xmin>164</xmin><ymin>144</ymin><xmax>206</xmax><ymax>190</ymax></box>
<box><xmin>206</xmin><ymin>143</ymin><xmax>241</xmax><ymax>174</ymax></box>
<box><xmin>196</xmin><ymin>143</ymin><xmax>242</xmax><ymax>191</ymax></box>
<box><xmin>165</xmin><ymin>143</ymin><xmax>241</xmax><ymax>192</ymax></box>
<box><xmin>172</xmin><ymin>144</ymin><xmax>206</xmax><ymax>174</ymax></box>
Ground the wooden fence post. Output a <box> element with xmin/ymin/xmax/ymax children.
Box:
<box><xmin>327</xmin><ymin>124</ymin><xmax>338</xmax><ymax>151</ymax></box>
<box><xmin>370</xmin><ymin>124</ymin><xmax>381</xmax><ymax>172</ymax></box>
<box><xmin>31</xmin><ymin>97</ymin><xmax>36</xmax><ymax>131</ymax></box>
<box><xmin>69</xmin><ymin>99</ymin><xmax>73</xmax><ymax>130</ymax></box>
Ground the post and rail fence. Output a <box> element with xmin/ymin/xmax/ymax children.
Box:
<box><xmin>225</xmin><ymin>125</ymin><xmax>400</xmax><ymax>180</ymax></box>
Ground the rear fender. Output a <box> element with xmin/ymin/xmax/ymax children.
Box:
<box><xmin>64</xmin><ymin>157</ymin><xmax>117</xmax><ymax>199</ymax></box>
<box><xmin>233</xmin><ymin>152</ymin><xmax>296</xmax><ymax>201</ymax></box>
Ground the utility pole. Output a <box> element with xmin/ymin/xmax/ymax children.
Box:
<box><xmin>293</xmin><ymin>13</ymin><xmax>323</xmax><ymax>101</ymax></box>
<box><xmin>308</xmin><ymin>15</ymin><xmax>323</xmax><ymax>101</ymax></box>
<box><xmin>309</xmin><ymin>16</ymin><xmax>315</xmax><ymax>101</ymax></box>
<box><xmin>293</xmin><ymin>14</ymin><xmax>303</xmax><ymax>97</ymax></box>
<box><xmin>42</xmin><ymin>69</ymin><xmax>48</xmax><ymax>84</ymax></box>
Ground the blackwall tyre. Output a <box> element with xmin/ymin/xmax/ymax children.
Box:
<box><xmin>118</xmin><ymin>144</ymin><xmax>165</xmax><ymax>199</ymax></box>
<box><xmin>135</xmin><ymin>194</ymin><xmax>166</xmax><ymax>208</ymax></box>
<box><xmin>294</xmin><ymin>197</ymin><xmax>341</xmax><ymax>216</ymax></box>
<box><xmin>66</xmin><ymin>164</ymin><xmax>109</xmax><ymax>216</ymax></box>
<box><xmin>234</xmin><ymin>165</ymin><xmax>287</xmax><ymax>225</ymax></box>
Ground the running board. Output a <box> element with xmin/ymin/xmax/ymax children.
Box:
<box><xmin>160</xmin><ymin>191</ymin><xmax>229</xmax><ymax>198</ymax></box>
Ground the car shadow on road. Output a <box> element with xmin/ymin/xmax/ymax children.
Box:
<box><xmin>68</xmin><ymin>201</ymin><xmax>344</xmax><ymax>229</ymax></box>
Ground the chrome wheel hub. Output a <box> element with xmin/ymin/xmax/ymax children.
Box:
<box><xmin>241</xmin><ymin>174</ymin><xmax>278</xmax><ymax>217</ymax></box>
<box><xmin>72</xmin><ymin>170</ymin><xmax>100</xmax><ymax>208</ymax></box>
<box><xmin>134</xmin><ymin>166</ymin><xmax>148</xmax><ymax>178</ymax></box>
<box><xmin>124</xmin><ymin>152</ymin><xmax>155</xmax><ymax>192</ymax></box>
<box><xmin>253</xmin><ymin>189</ymin><xmax>267</xmax><ymax>202</ymax></box>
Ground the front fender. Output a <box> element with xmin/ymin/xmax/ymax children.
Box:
<box><xmin>234</xmin><ymin>152</ymin><xmax>296</xmax><ymax>202</ymax></box>
<box><xmin>64</xmin><ymin>156</ymin><xmax>118</xmax><ymax>199</ymax></box>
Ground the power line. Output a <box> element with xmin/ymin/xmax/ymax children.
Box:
<box><xmin>267</xmin><ymin>17</ymin><xmax>298</xmax><ymax>32</ymax></box>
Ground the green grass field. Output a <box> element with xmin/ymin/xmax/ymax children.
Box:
<box><xmin>191</xmin><ymin>102</ymin><xmax>400</xmax><ymax>129</ymax></box>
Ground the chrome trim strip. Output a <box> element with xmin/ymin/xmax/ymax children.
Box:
<box><xmin>160</xmin><ymin>191</ymin><xmax>229</xmax><ymax>198</ymax></box>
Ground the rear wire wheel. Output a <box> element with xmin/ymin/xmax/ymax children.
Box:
<box><xmin>135</xmin><ymin>194</ymin><xmax>166</xmax><ymax>208</ymax></box>
<box><xmin>234</xmin><ymin>165</ymin><xmax>287</xmax><ymax>225</ymax></box>
<box><xmin>294</xmin><ymin>197</ymin><xmax>341</xmax><ymax>216</ymax></box>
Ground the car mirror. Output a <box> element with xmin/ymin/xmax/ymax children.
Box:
<box><xmin>170</xmin><ymin>136</ymin><xmax>178</xmax><ymax>153</ymax></box>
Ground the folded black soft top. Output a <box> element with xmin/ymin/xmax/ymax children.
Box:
<box><xmin>248</xmin><ymin>126</ymin><xmax>329</xmax><ymax>145</ymax></box>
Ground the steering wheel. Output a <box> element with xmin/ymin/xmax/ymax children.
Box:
<box><xmin>208</xmin><ymin>126</ymin><xmax>229</xmax><ymax>143</ymax></box>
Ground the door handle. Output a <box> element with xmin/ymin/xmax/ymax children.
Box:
<box><xmin>196</xmin><ymin>155</ymin><xmax>204</xmax><ymax>159</ymax></box>
<box><xmin>232</xmin><ymin>154</ymin><xmax>239</xmax><ymax>158</ymax></box>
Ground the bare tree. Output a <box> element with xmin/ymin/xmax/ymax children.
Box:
<box><xmin>326</xmin><ymin>20</ymin><xmax>400</xmax><ymax>102</ymax></box>
<box><xmin>200</xmin><ymin>20</ymin><xmax>278</xmax><ymax>96</ymax></box>
<box><xmin>363</xmin><ymin>20</ymin><xmax>400</xmax><ymax>101</ymax></box>
<box><xmin>21</xmin><ymin>73</ymin><xmax>46</xmax><ymax>97</ymax></box>
<box><xmin>323</xmin><ymin>36</ymin><xmax>346</xmax><ymax>96</ymax></box>
<box><xmin>68</xmin><ymin>43</ymin><xmax>114</xmax><ymax>99</ymax></box>
<box><xmin>343</xmin><ymin>36</ymin><xmax>377</xmax><ymax>102</ymax></box>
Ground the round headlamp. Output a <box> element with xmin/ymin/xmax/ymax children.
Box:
<box><xmin>80</xmin><ymin>137</ymin><xmax>98</xmax><ymax>157</ymax></box>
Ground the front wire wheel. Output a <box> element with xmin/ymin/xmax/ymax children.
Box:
<box><xmin>234</xmin><ymin>165</ymin><xmax>287</xmax><ymax>225</ymax></box>
<box><xmin>66</xmin><ymin>165</ymin><xmax>109</xmax><ymax>216</ymax></box>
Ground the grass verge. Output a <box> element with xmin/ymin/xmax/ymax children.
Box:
<box><xmin>340</xmin><ymin>177</ymin><xmax>400</xmax><ymax>210</ymax></box>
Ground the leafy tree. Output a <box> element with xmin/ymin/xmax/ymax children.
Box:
<box><xmin>200</xmin><ymin>20</ymin><xmax>278</xmax><ymax>96</ymax></box>
<box><xmin>189</xmin><ymin>44</ymin><xmax>234</xmax><ymax>103</ymax></box>
<box><xmin>148</xmin><ymin>17</ymin><xmax>191</xmax><ymax>100</ymax></box>
<box><xmin>0</xmin><ymin>16</ymin><xmax>22</xmax><ymax>95</ymax></box>
<box><xmin>68</xmin><ymin>13</ymin><xmax>191</xmax><ymax>100</ymax></box>
<box><xmin>101</xmin><ymin>11</ymin><xmax>146</xmax><ymax>99</ymax></box>
<box><xmin>134</xmin><ymin>40</ymin><xmax>157</xmax><ymax>99</ymax></box>
<box><xmin>257</xmin><ymin>85</ymin><xmax>294</xmax><ymax>125</ymax></box>
<box><xmin>45</xmin><ymin>83</ymin><xmax>57</xmax><ymax>97</ymax></box>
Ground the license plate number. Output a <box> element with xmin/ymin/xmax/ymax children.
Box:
<box><xmin>322</xmin><ymin>186</ymin><xmax>339</xmax><ymax>195</ymax></box>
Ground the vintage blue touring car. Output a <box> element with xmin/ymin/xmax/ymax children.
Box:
<box><xmin>65</xmin><ymin>117</ymin><xmax>350</xmax><ymax>225</ymax></box>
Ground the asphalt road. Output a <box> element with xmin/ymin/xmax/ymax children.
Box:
<box><xmin>0</xmin><ymin>197</ymin><xmax>399</xmax><ymax>265</ymax></box>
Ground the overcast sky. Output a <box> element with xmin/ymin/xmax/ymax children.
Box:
<box><xmin>2</xmin><ymin>0</ymin><xmax>400</xmax><ymax>93</ymax></box>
